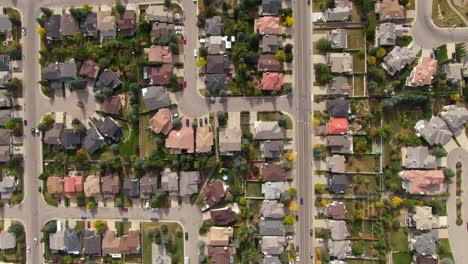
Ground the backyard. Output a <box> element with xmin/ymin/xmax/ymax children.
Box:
<box><xmin>353</xmin><ymin>75</ymin><xmax>365</xmax><ymax>97</ymax></box>
<box><xmin>347</xmin><ymin>155</ymin><xmax>380</xmax><ymax>173</ymax></box>
<box><xmin>246</xmin><ymin>181</ymin><xmax>263</xmax><ymax>198</ymax></box>
<box><xmin>139</xmin><ymin>113</ymin><xmax>158</xmax><ymax>158</ymax></box>
<box><xmin>142</xmin><ymin>222</ymin><xmax>184</xmax><ymax>264</ymax></box>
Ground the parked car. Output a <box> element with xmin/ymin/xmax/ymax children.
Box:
<box><xmin>309</xmin><ymin>229</ymin><xmax>313</xmax><ymax>236</ymax></box>
<box><xmin>296</xmin><ymin>245</ymin><xmax>299</xmax><ymax>252</ymax></box>
<box><xmin>121</xmin><ymin>207</ymin><xmax>128</xmax><ymax>212</ymax></box>
<box><xmin>33</xmin><ymin>238</ymin><xmax>37</xmax><ymax>245</ymax></box>
<box><xmin>38</xmin><ymin>187</ymin><xmax>41</xmax><ymax>193</ymax></box>
<box><xmin>26</xmin><ymin>247</ymin><xmax>30</xmax><ymax>253</ymax></box>
<box><xmin>193</xmin><ymin>49</ymin><xmax>197</xmax><ymax>57</ymax></box>
<box><xmin>80</xmin><ymin>216</ymin><xmax>87</xmax><ymax>220</ymax></box>
<box><xmin>31</xmin><ymin>128</ymin><xmax>36</xmax><ymax>136</ymax></box>
<box><xmin>151</xmin><ymin>217</ymin><xmax>159</xmax><ymax>222</ymax></box>
<box><xmin>296</xmin><ymin>255</ymin><xmax>300</xmax><ymax>262</ymax></box>
<box><xmin>87</xmin><ymin>221</ymin><xmax>91</xmax><ymax>228</ymax></box>
<box><xmin>184</xmin><ymin>81</ymin><xmax>187</xmax><ymax>88</ymax></box>
<box><xmin>185</xmin><ymin>232</ymin><xmax>188</xmax><ymax>240</ymax></box>
<box><xmin>22</xmin><ymin>27</ymin><xmax>26</xmax><ymax>36</ymax></box>
<box><xmin>300</xmin><ymin>198</ymin><xmax>303</xmax><ymax>205</ymax></box>
<box><xmin>286</xmin><ymin>235</ymin><xmax>293</xmax><ymax>240</ymax></box>
<box><xmin>152</xmin><ymin>208</ymin><xmax>159</xmax><ymax>212</ymax></box>
<box><xmin>23</xmin><ymin>120</ymin><xmax>27</xmax><ymax>126</ymax></box>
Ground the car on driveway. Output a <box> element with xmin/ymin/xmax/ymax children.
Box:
<box><xmin>87</xmin><ymin>221</ymin><xmax>91</xmax><ymax>228</ymax></box>
<box><xmin>193</xmin><ymin>49</ymin><xmax>197</xmax><ymax>57</ymax></box>
<box><xmin>184</xmin><ymin>81</ymin><xmax>187</xmax><ymax>88</ymax></box>
<box><xmin>121</xmin><ymin>207</ymin><xmax>128</xmax><ymax>212</ymax></box>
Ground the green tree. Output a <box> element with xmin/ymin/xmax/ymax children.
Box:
<box><xmin>317</xmin><ymin>38</ymin><xmax>333</xmax><ymax>53</ymax></box>
<box><xmin>94</xmin><ymin>92</ymin><xmax>105</xmax><ymax>103</ymax></box>
<box><xmin>169</xmin><ymin>43</ymin><xmax>179</xmax><ymax>55</ymax></box>
<box><xmin>326</xmin><ymin>0</ymin><xmax>336</xmax><ymax>8</ymax></box>
<box><xmin>280</xmin><ymin>191</ymin><xmax>292</xmax><ymax>203</ymax></box>
<box><xmin>40</xmin><ymin>7</ymin><xmax>53</xmax><ymax>18</ymax></box>
<box><xmin>433</xmin><ymin>146</ymin><xmax>447</xmax><ymax>158</ymax></box>
<box><xmin>69</xmin><ymin>78</ymin><xmax>87</xmax><ymax>91</ymax></box>
<box><xmin>161</xmin><ymin>224</ymin><xmax>168</xmax><ymax>235</ymax></box>
<box><xmin>352</xmin><ymin>241</ymin><xmax>364</xmax><ymax>255</ymax></box>
<box><xmin>43</xmin><ymin>221</ymin><xmax>57</xmax><ymax>234</ymax></box>
<box><xmin>314</xmin><ymin>63</ymin><xmax>332</xmax><ymax>85</ymax></box>
<box><xmin>116</xmin><ymin>0</ymin><xmax>126</xmax><ymax>14</ymax></box>
<box><xmin>278</xmin><ymin>115</ymin><xmax>288</xmax><ymax>128</ymax></box>
<box><xmin>376</xmin><ymin>47</ymin><xmax>387</xmax><ymax>58</ymax></box>
<box><xmin>315</xmin><ymin>183</ymin><xmax>325</xmax><ymax>194</ymax></box>
<box><xmin>283</xmin><ymin>214</ymin><xmax>296</xmax><ymax>225</ymax></box>
<box><xmin>4</xmin><ymin>118</ymin><xmax>22</xmax><ymax>134</ymax></box>
<box><xmin>76</xmin><ymin>192</ymin><xmax>86</xmax><ymax>206</ymax></box>
<box><xmin>93</xmin><ymin>220</ymin><xmax>108</xmax><ymax>235</ymax></box>
<box><xmin>275</xmin><ymin>50</ymin><xmax>286</xmax><ymax>62</ymax></box>
<box><xmin>233</xmin><ymin>156</ymin><xmax>249</xmax><ymax>175</ymax></box>
<box><xmin>172</xmin><ymin>117</ymin><xmax>182</xmax><ymax>129</ymax></box>
<box><xmin>86</xmin><ymin>200</ymin><xmax>96</xmax><ymax>209</ymax></box>
<box><xmin>164</xmin><ymin>0</ymin><xmax>172</xmax><ymax>8</ymax></box>
<box><xmin>8</xmin><ymin>223</ymin><xmax>24</xmax><ymax>237</ymax></box>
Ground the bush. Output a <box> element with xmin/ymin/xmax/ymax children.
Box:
<box><xmin>314</xmin><ymin>63</ymin><xmax>332</xmax><ymax>85</ymax></box>
<box><xmin>69</xmin><ymin>78</ymin><xmax>87</xmax><ymax>91</ymax></box>
<box><xmin>317</xmin><ymin>38</ymin><xmax>333</xmax><ymax>53</ymax></box>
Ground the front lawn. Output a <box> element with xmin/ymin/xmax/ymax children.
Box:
<box><xmin>142</xmin><ymin>222</ymin><xmax>184</xmax><ymax>264</ymax></box>
<box><xmin>392</xmin><ymin>252</ymin><xmax>412</xmax><ymax>264</ymax></box>
<box><xmin>257</xmin><ymin>112</ymin><xmax>292</xmax><ymax>129</ymax></box>
<box><xmin>389</xmin><ymin>228</ymin><xmax>409</xmax><ymax>251</ymax></box>
<box><xmin>139</xmin><ymin>113</ymin><xmax>158</xmax><ymax>158</ymax></box>
<box><xmin>437</xmin><ymin>238</ymin><xmax>454</xmax><ymax>261</ymax></box>
<box><xmin>119</xmin><ymin>123</ymin><xmax>139</xmax><ymax>156</ymax></box>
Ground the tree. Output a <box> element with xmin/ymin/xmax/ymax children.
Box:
<box><xmin>283</xmin><ymin>214</ymin><xmax>296</xmax><ymax>225</ymax></box>
<box><xmin>172</xmin><ymin>117</ymin><xmax>182</xmax><ymax>129</ymax></box>
<box><xmin>164</xmin><ymin>0</ymin><xmax>172</xmax><ymax>8</ymax></box>
<box><xmin>40</xmin><ymin>7</ymin><xmax>53</xmax><ymax>17</ymax></box>
<box><xmin>161</xmin><ymin>224</ymin><xmax>169</xmax><ymax>235</ymax></box>
<box><xmin>37</xmin><ymin>27</ymin><xmax>46</xmax><ymax>36</ymax></box>
<box><xmin>326</xmin><ymin>0</ymin><xmax>336</xmax><ymax>8</ymax></box>
<box><xmin>317</xmin><ymin>38</ymin><xmax>333</xmax><ymax>53</ymax></box>
<box><xmin>94</xmin><ymin>92</ymin><xmax>105</xmax><ymax>103</ymax></box>
<box><xmin>443</xmin><ymin>168</ymin><xmax>455</xmax><ymax>182</ymax></box>
<box><xmin>110</xmin><ymin>144</ymin><xmax>120</xmax><ymax>154</ymax></box>
<box><xmin>69</xmin><ymin>78</ymin><xmax>87</xmax><ymax>91</ymax></box>
<box><xmin>8</xmin><ymin>223</ymin><xmax>24</xmax><ymax>237</ymax></box>
<box><xmin>169</xmin><ymin>43</ymin><xmax>179</xmax><ymax>54</ymax></box>
<box><xmin>217</xmin><ymin>111</ymin><xmax>227</xmax><ymax>127</ymax></box>
<box><xmin>116</xmin><ymin>0</ymin><xmax>126</xmax><ymax>14</ymax></box>
<box><xmin>97</xmin><ymin>58</ymin><xmax>110</xmax><ymax>69</ymax></box>
<box><xmin>196</xmin><ymin>57</ymin><xmax>207</xmax><ymax>68</ymax></box>
<box><xmin>232</xmin><ymin>156</ymin><xmax>249</xmax><ymax>175</ymax></box>
<box><xmin>4</xmin><ymin>118</ymin><xmax>22</xmax><ymax>134</ymax></box>
<box><xmin>93</xmin><ymin>220</ymin><xmax>108</xmax><ymax>235</ymax></box>
<box><xmin>280</xmin><ymin>191</ymin><xmax>292</xmax><ymax>203</ymax></box>
<box><xmin>315</xmin><ymin>184</ymin><xmax>325</xmax><ymax>194</ymax></box>
<box><xmin>313</xmin><ymin>146</ymin><xmax>322</xmax><ymax>157</ymax></box>
<box><xmin>352</xmin><ymin>241</ymin><xmax>364</xmax><ymax>255</ymax></box>
<box><xmin>239</xmin><ymin>197</ymin><xmax>247</xmax><ymax>206</ymax></box>
<box><xmin>102</xmin><ymin>87</ymin><xmax>114</xmax><ymax>97</ymax></box>
<box><xmin>275</xmin><ymin>50</ymin><xmax>286</xmax><ymax>62</ymax></box>
<box><xmin>86</xmin><ymin>200</ymin><xmax>96</xmax><ymax>209</ymax></box>
<box><xmin>82</xmin><ymin>4</ymin><xmax>92</xmax><ymax>12</ymax></box>
<box><xmin>7</xmin><ymin>11</ymin><xmax>21</xmax><ymax>26</ymax></box>
<box><xmin>433</xmin><ymin>146</ymin><xmax>447</xmax><ymax>158</ymax></box>
<box><xmin>289</xmin><ymin>200</ymin><xmax>298</xmax><ymax>212</ymax></box>
<box><xmin>283</xmin><ymin>16</ymin><xmax>294</xmax><ymax>27</ymax></box>
<box><xmin>278</xmin><ymin>115</ymin><xmax>288</xmax><ymax>128</ymax></box>
<box><xmin>314</xmin><ymin>63</ymin><xmax>332</xmax><ymax>85</ymax></box>
<box><xmin>391</xmin><ymin>196</ymin><xmax>403</xmax><ymax>207</ymax></box>
<box><xmin>376</xmin><ymin>47</ymin><xmax>387</xmax><ymax>58</ymax></box>
<box><xmin>147</xmin><ymin>228</ymin><xmax>160</xmax><ymax>241</ymax></box>
<box><xmin>368</xmin><ymin>56</ymin><xmax>376</xmax><ymax>65</ymax></box>
<box><xmin>76</xmin><ymin>192</ymin><xmax>86</xmax><ymax>206</ymax></box>
<box><xmin>43</xmin><ymin>221</ymin><xmax>57</xmax><ymax>234</ymax></box>
<box><xmin>199</xmin><ymin>47</ymin><xmax>208</xmax><ymax>58</ymax></box>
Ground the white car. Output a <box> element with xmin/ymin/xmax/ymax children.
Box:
<box><xmin>26</xmin><ymin>247</ymin><xmax>30</xmax><ymax>253</ymax></box>
<box><xmin>193</xmin><ymin>49</ymin><xmax>197</xmax><ymax>57</ymax></box>
<box><xmin>295</xmin><ymin>256</ymin><xmax>300</xmax><ymax>262</ymax></box>
<box><xmin>175</xmin><ymin>26</ymin><xmax>183</xmax><ymax>31</ymax></box>
<box><xmin>286</xmin><ymin>236</ymin><xmax>293</xmax><ymax>240</ymax></box>
<box><xmin>21</xmin><ymin>27</ymin><xmax>26</xmax><ymax>36</ymax></box>
<box><xmin>33</xmin><ymin>238</ymin><xmax>37</xmax><ymax>245</ymax></box>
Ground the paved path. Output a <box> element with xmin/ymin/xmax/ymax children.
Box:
<box><xmin>412</xmin><ymin>0</ymin><xmax>468</xmax><ymax>48</ymax></box>
<box><xmin>446</xmin><ymin>147</ymin><xmax>468</xmax><ymax>264</ymax></box>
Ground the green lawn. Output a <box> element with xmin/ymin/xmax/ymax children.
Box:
<box><xmin>257</xmin><ymin>112</ymin><xmax>293</xmax><ymax>129</ymax></box>
<box><xmin>347</xmin><ymin>155</ymin><xmax>377</xmax><ymax>173</ymax></box>
<box><xmin>142</xmin><ymin>222</ymin><xmax>184</xmax><ymax>264</ymax></box>
<box><xmin>312</xmin><ymin>0</ymin><xmax>327</xmax><ymax>12</ymax></box>
<box><xmin>115</xmin><ymin>221</ymin><xmax>132</xmax><ymax>236</ymax></box>
<box><xmin>347</xmin><ymin>29</ymin><xmax>366</xmax><ymax>50</ymax></box>
<box><xmin>392</xmin><ymin>252</ymin><xmax>412</xmax><ymax>264</ymax></box>
<box><xmin>353</xmin><ymin>75</ymin><xmax>365</xmax><ymax>96</ymax></box>
<box><xmin>432</xmin><ymin>0</ymin><xmax>465</xmax><ymax>27</ymax></box>
<box><xmin>352</xmin><ymin>51</ymin><xmax>366</xmax><ymax>74</ymax></box>
<box><xmin>118</xmin><ymin>122</ymin><xmax>139</xmax><ymax>156</ymax></box>
<box><xmin>139</xmin><ymin>113</ymin><xmax>158</xmax><ymax>158</ymax></box>
<box><xmin>389</xmin><ymin>228</ymin><xmax>409</xmax><ymax>251</ymax></box>
<box><xmin>352</xmin><ymin>175</ymin><xmax>379</xmax><ymax>194</ymax></box>
<box><xmin>246</xmin><ymin>181</ymin><xmax>263</xmax><ymax>198</ymax></box>
<box><xmin>437</xmin><ymin>238</ymin><xmax>454</xmax><ymax>261</ymax></box>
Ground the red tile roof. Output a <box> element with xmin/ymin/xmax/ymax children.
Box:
<box><xmin>400</xmin><ymin>170</ymin><xmax>445</xmax><ymax>195</ymax></box>
<box><xmin>254</xmin><ymin>16</ymin><xmax>283</xmax><ymax>35</ymax></box>
<box><xmin>408</xmin><ymin>57</ymin><xmax>437</xmax><ymax>86</ymax></box>
<box><xmin>145</xmin><ymin>46</ymin><xmax>173</xmax><ymax>64</ymax></box>
<box><xmin>260</xmin><ymin>72</ymin><xmax>284</xmax><ymax>91</ymax></box>
<box><xmin>63</xmin><ymin>176</ymin><xmax>83</xmax><ymax>198</ymax></box>
<box><xmin>145</xmin><ymin>64</ymin><xmax>173</xmax><ymax>84</ymax></box>
<box><xmin>326</xmin><ymin>117</ymin><xmax>349</xmax><ymax>135</ymax></box>
<box><xmin>150</xmin><ymin>108</ymin><xmax>173</xmax><ymax>135</ymax></box>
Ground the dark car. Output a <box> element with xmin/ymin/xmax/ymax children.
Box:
<box><xmin>121</xmin><ymin>207</ymin><xmax>128</xmax><ymax>212</ymax></box>
<box><xmin>23</xmin><ymin>120</ymin><xmax>27</xmax><ymax>126</ymax></box>
<box><xmin>309</xmin><ymin>229</ymin><xmax>313</xmax><ymax>236</ymax></box>
<box><xmin>38</xmin><ymin>187</ymin><xmax>42</xmax><ymax>193</ymax></box>
<box><xmin>300</xmin><ymin>198</ymin><xmax>304</xmax><ymax>205</ymax></box>
<box><xmin>185</xmin><ymin>232</ymin><xmax>188</xmax><ymax>240</ymax></box>
<box><xmin>150</xmin><ymin>217</ymin><xmax>159</xmax><ymax>222</ymax></box>
<box><xmin>31</xmin><ymin>128</ymin><xmax>35</xmax><ymax>136</ymax></box>
<box><xmin>80</xmin><ymin>216</ymin><xmax>88</xmax><ymax>220</ymax></box>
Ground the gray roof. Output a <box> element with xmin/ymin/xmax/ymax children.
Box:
<box><xmin>82</xmin><ymin>230</ymin><xmax>101</xmax><ymax>255</ymax></box>
<box><xmin>439</xmin><ymin>105</ymin><xmax>468</xmax><ymax>134</ymax></box>
<box><xmin>80</xmin><ymin>12</ymin><xmax>97</xmax><ymax>35</ymax></box>
<box><xmin>405</xmin><ymin>147</ymin><xmax>437</xmax><ymax>169</ymax></box>
<box><xmin>83</xmin><ymin>126</ymin><xmax>106</xmax><ymax>154</ymax></box>
<box><xmin>327</xmin><ymin>77</ymin><xmax>350</xmax><ymax>95</ymax></box>
<box><xmin>0</xmin><ymin>110</ymin><xmax>11</xmax><ymax>126</ymax></box>
<box><xmin>382</xmin><ymin>43</ymin><xmax>421</xmax><ymax>75</ymax></box>
<box><xmin>59</xmin><ymin>62</ymin><xmax>77</xmax><ymax>80</ymax></box>
<box><xmin>0</xmin><ymin>231</ymin><xmax>15</xmax><ymax>249</ymax></box>
<box><xmin>327</xmin><ymin>135</ymin><xmax>353</xmax><ymax>154</ymax></box>
<box><xmin>261</xmin><ymin>140</ymin><xmax>284</xmax><ymax>158</ymax></box>
<box><xmin>326</xmin><ymin>98</ymin><xmax>349</xmax><ymax>117</ymax></box>
<box><xmin>0</xmin><ymin>54</ymin><xmax>11</xmax><ymax>71</ymax></box>
<box><xmin>261</xmin><ymin>35</ymin><xmax>283</xmax><ymax>53</ymax></box>
<box><xmin>377</xmin><ymin>23</ymin><xmax>404</xmax><ymax>46</ymax></box>
<box><xmin>150</xmin><ymin>22</ymin><xmax>175</xmax><ymax>43</ymax></box>
<box><xmin>205</xmin><ymin>74</ymin><xmax>227</xmax><ymax>92</ymax></box>
<box><xmin>42</xmin><ymin>63</ymin><xmax>61</xmax><ymax>81</ymax></box>
<box><xmin>412</xmin><ymin>230</ymin><xmax>438</xmax><ymax>255</ymax></box>
<box><xmin>0</xmin><ymin>145</ymin><xmax>10</xmax><ymax>163</ymax></box>
<box><xmin>60</xmin><ymin>128</ymin><xmax>81</xmax><ymax>150</ymax></box>
<box><xmin>0</xmin><ymin>91</ymin><xmax>10</xmax><ymax>107</ymax></box>
<box><xmin>253</xmin><ymin>121</ymin><xmax>285</xmax><ymax>140</ymax></box>
<box><xmin>179</xmin><ymin>171</ymin><xmax>199</xmax><ymax>196</ymax></box>
<box><xmin>260</xmin><ymin>200</ymin><xmax>285</xmax><ymax>219</ymax></box>
<box><xmin>206</xmin><ymin>55</ymin><xmax>228</xmax><ymax>74</ymax></box>
<box><xmin>140</xmin><ymin>174</ymin><xmax>158</xmax><ymax>199</ymax></box>
<box><xmin>260</xmin><ymin>236</ymin><xmax>286</xmax><ymax>255</ymax></box>
<box><xmin>325</xmin><ymin>0</ymin><xmax>350</xmax><ymax>21</ymax></box>
<box><xmin>123</xmin><ymin>178</ymin><xmax>140</xmax><ymax>198</ymax></box>
<box><xmin>261</xmin><ymin>0</ymin><xmax>282</xmax><ymax>15</ymax></box>
<box><xmin>263</xmin><ymin>256</ymin><xmax>281</xmax><ymax>264</ymax></box>
<box><xmin>206</xmin><ymin>36</ymin><xmax>226</xmax><ymax>54</ymax></box>
<box><xmin>142</xmin><ymin>86</ymin><xmax>171</xmax><ymax>111</ymax></box>
<box><xmin>443</xmin><ymin>63</ymin><xmax>463</xmax><ymax>83</ymax></box>
<box><xmin>327</xmin><ymin>29</ymin><xmax>347</xmax><ymax>49</ymax></box>
<box><xmin>94</xmin><ymin>69</ymin><xmax>122</xmax><ymax>91</ymax></box>
<box><xmin>49</xmin><ymin>231</ymin><xmax>65</xmax><ymax>251</ymax></box>
<box><xmin>328</xmin><ymin>155</ymin><xmax>346</xmax><ymax>173</ymax></box>
<box><xmin>0</xmin><ymin>15</ymin><xmax>12</xmax><ymax>33</ymax></box>
<box><xmin>0</xmin><ymin>176</ymin><xmax>16</xmax><ymax>198</ymax></box>
<box><xmin>259</xmin><ymin>219</ymin><xmax>284</xmax><ymax>236</ymax></box>
<box><xmin>326</xmin><ymin>52</ymin><xmax>353</xmax><ymax>73</ymax></box>
<box><xmin>96</xmin><ymin>117</ymin><xmax>123</xmax><ymax>141</ymax></box>
<box><xmin>61</xmin><ymin>14</ymin><xmax>78</xmax><ymax>36</ymax></box>
<box><xmin>205</xmin><ymin>16</ymin><xmax>222</xmax><ymax>36</ymax></box>
<box><xmin>328</xmin><ymin>174</ymin><xmax>348</xmax><ymax>194</ymax></box>
<box><xmin>328</xmin><ymin>240</ymin><xmax>351</xmax><ymax>259</ymax></box>
<box><xmin>64</xmin><ymin>228</ymin><xmax>81</xmax><ymax>254</ymax></box>
<box><xmin>45</xmin><ymin>14</ymin><xmax>61</xmax><ymax>40</ymax></box>
<box><xmin>145</xmin><ymin>5</ymin><xmax>174</xmax><ymax>23</ymax></box>
<box><xmin>415</xmin><ymin>116</ymin><xmax>453</xmax><ymax>145</ymax></box>
<box><xmin>328</xmin><ymin>220</ymin><xmax>349</xmax><ymax>240</ymax></box>
<box><xmin>263</xmin><ymin>181</ymin><xmax>285</xmax><ymax>200</ymax></box>
<box><xmin>44</xmin><ymin>123</ymin><xmax>64</xmax><ymax>145</ymax></box>
<box><xmin>0</xmin><ymin>128</ymin><xmax>11</xmax><ymax>146</ymax></box>
<box><xmin>161</xmin><ymin>169</ymin><xmax>179</xmax><ymax>194</ymax></box>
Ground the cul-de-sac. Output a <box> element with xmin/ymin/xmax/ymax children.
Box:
<box><xmin>0</xmin><ymin>0</ymin><xmax>466</xmax><ymax>263</ymax></box>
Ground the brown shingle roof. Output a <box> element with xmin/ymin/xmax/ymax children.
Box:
<box><xmin>102</xmin><ymin>96</ymin><xmax>122</xmax><ymax>115</ymax></box>
<box><xmin>261</xmin><ymin>163</ymin><xmax>286</xmax><ymax>181</ymax></box>
<box><xmin>205</xmin><ymin>180</ymin><xmax>228</xmax><ymax>207</ymax></box>
<box><xmin>150</xmin><ymin>108</ymin><xmax>173</xmax><ymax>135</ymax></box>
<box><xmin>79</xmin><ymin>59</ymin><xmax>100</xmax><ymax>80</ymax></box>
<box><xmin>47</xmin><ymin>176</ymin><xmax>63</xmax><ymax>196</ymax></box>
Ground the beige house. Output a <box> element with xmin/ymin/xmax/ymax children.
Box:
<box><xmin>84</xmin><ymin>174</ymin><xmax>101</xmax><ymax>198</ymax></box>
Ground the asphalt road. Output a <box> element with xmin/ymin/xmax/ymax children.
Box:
<box><xmin>412</xmin><ymin>0</ymin><xmax>468</xmax><ymax>48</ymax></box>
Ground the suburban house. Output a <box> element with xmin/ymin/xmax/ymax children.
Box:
<box><xmin>165</xmin><ymin>120</ymin><xmax>195</xmax><ymax>153</ymax></box>
<box><xmin>264</xmin><ymin>256</ymin><xmax>282</xmax><ymax>264</ymax></box>
<box><xmin>261</xmin><ymin>140</ymin><xmax>284</xmax><ymax>158</ymax></box>
<box><xmin>102</xmin><ymin>229</ymin><xmax>141</xmax><ymax>256</ymax></box>
<box><xmin>60</xmin><ymin>128</ymin><xmax>82</xmax><ymax>150</ymax></box>
<box><xmin>326</xmin><ymin>53</ymin><xmax>353</xmax><ymax>74</ymax></box>
<box><xmin>196</xmin><ymin>125</ymin><xmax>214</xmax><ymax>153</ymax></box>
<box><xmin>414</xmin><ymin>116</ymin><xmax>453</xmax><ymax>145</ymax></box>
<box><xmin>145</xmin><ymin>45</ymin><xmax>173</xmax><ymax>64</ymax></box>
<box><xmin>327</xmin><ymin>201</ymin><xmax>347</xmax><ymax>220</ymax></box>
<box><xmin>415</xmin><ymin>255</ymin><xmax>440</xmax><ymax>264</ymax></box>
<box><xmin>63</xmin><ymin>175</ymin><xmax>83</xmax><ymax>198</ymax></box>
<box><xmin>44</xmin><ymin>123</ymin><xmax>64</xmax><ymax>147</ymax></box>
<box><xmin>254</xmin><ymin>16</ymin><xmax>283</xmax><ymax>35</ymax></box>
<box><xmin>83</xmin><ymin>126</ymin><xmax>107</xmax><ymax>154</ymax></box>
<box><xmin>326</xmin><ymin>98</ymin><xmax>350</xmax><ymax>117</ymax></box>
<box><xmin>79</xmin><ymin>59</ymin><xmax>100</xmax><ymax>81</ymax></box>
<box><xmin>118</xmin><ymin>10</ymin><xmax>137</xmax><ymax>36</ymax></box>
<box><xmin>208</xmin><ymin>246</ymin><xmax>236</xmax><ymax>263</ymax></box>
<box><xmin>94</xmin><ymin>69</ymin><xmax>122</xmax><ymax>91</ymax></box>
<box><xmin>60</xmin><ymin>14</ymin><xmax>78</xmax><ymax>36</ymax></box>
<box><xmin>327</xmin><ymin>29</ymin><xmax>348</xmax><ymax>49</ymax></box>
<box><xmin>442</xmin><ymin>63</ymin><xmax>464</xmax><ymax>84</ymax></box>
<box><xmin>0</xmin><ymin>129</ymin><xmax>10</xmax><ymax>162</ymax></box>
<box><xmin>327</xmin><ymin>135</ymin><xmax>353</xmax><ymax>154</ymax></box>
<box><xmin>0</xmin><ymin>15</ymin><xmax>12</xmax><ymax>36</ymax></box>
<box><xmin>261</xmin><ymin>163</ymin><xmax>286</xmax><ymax>182</ymax></box>
<box><xmin>0</xmin><ymin>90</ymin><xmax>11</xmax><ymax>107</ymax></box>
<box><xmin>260</xmin><ymin>236</ymin><xmax>286</xmax><ymax>255</ymax></box>
<box><xmin>143</xmin><ymin>64</ymin><xmax>173</xmax><ymax>85</ymax></box>
<box><xmin>95</xmin><ymin>116</ymin><xmax>123</xmax><ymax>141</ymax></box>
<box><xmin>79</xmin><ymin>12</ymin><xmax>98</xmax><ymax>36</ymax></box>
<box><xmin>402</xmin><ymin>146</ymin><xmax>437</xmax><ymax>169</ymax></box>
<box><xmin>258</xmin><ymin>54</ymin><xmax>281</xmax><ymax>72</ymax></box>
<box><xmin>382</xmin><ymin>43</ymin><xmax>421</xmax><ymax>75</ymax></box>
<box><xmin>439</xmin><ymin>105</ymin><xmax>468</xmax><ymax>134</ymax></box>
<box><xmin>219</xmin><ymin>112</ymin><xmax>242</xmax><ymax>155</ymax></box>
<box><xmin>399</xmin><ymin>170</ymin><xmax>446</xmax><ymax>195</ymax></box>
<box><xmin>328</xmin><ymin>220</ymin><xmax>349</xmax><ymax>240</ymax></box>
<box><xmin>205</xmin><ymin>36</ymin><xmax>228</xmax><ymax>54</ymax></box>
<box><xmin>207</xmin><ymin>227</ymin><xmax>234</xmax><ymax>246</ymax></box>
<box><xmin>260</xmin><ymin>35</ymin><xmax>282</xmax><ymax>53</ymax></box>
<box><xmin>63</xmin><ymin>228</ymin><xmax>81</xmax><ymax>254</ymax></box>
<box><xmin>82</xmin><ymin>230</ymin><xmax>101</xmax><ymax>255</ymax></box>
<box><xmin>262</xmin><ymin>181</ymin><xmax>285</xmax><ymax>200</ymax></box>
<box><xmin>97</xmin><ymin>11</ymin><xmax>116</xmax><ymax>42</ymax></box>
<box><xmin>150</xmin><ymin>108</ymin><xmax>173</xmax><ymax>135</ymax></box>
<box><xmin>123</xmin><ymin>178</ymin><xmax>140</xmax><ymax>199</ymax></box>
<box><xmin>140</xmin><ymin>173</ymin><xmax>158</xmax><ymax>199</ymax></box>
<box><xmin>206</xmin><ymin>55</ymin><xmax>229</xmax><ymax>74</ymax></box>
<box><xmin>42</xmin><ymin>62</ymin><xmax>78</xmax><ymax>89</ymax></box>
<box><xmin>0</xmin><ymin>231</ymin><xmax>15</xmax><ymax>250</ymax></box>
<box><xmin>377</xmin><ymin>22</ymin><xmax>404</xmax><ymax>46</ymax></box>
<box><xmin>0</xmin><ymin>175</ymin><xmax>16</xmax><ymax>200</ymax></box>
<box><xmin>45</xmin><ymin>14</ymin><xmax>61</xmax><ymax>40</ymax></box>
<box><xmin>205</xmin><ymin>73</ymin><xmax>227</xmax><ymax>93</ymax></box>
<box><xmin>326</xmin><ymin>117</ymin><xmax>348</xmax><ymax>135</ymax></box>
<box><xmin>328</xmin><ymin>174</ymin><xmax>349</xmax><ymax>194</ymax></box>
<box><xmin>324</xmin><ymin>0</ymin><xmax>350</xmax><ymax>21</ymax></box>
<box><xmin>50</xmin><ymin>230</ymin><xmax>65</xmax><ymax>252</ymax></box>
<box><xmin>83</xmin><ymin>174</ymin><xmax>101</xmax><ymax>198</ymax></box>
<box><xmin>260</xmin><ymin>0</ymin><xmax>282</xmax><ymax>15</ymax></box>
<box><xmin>328</xmin><ymin>240</ymin><xmax>351</xmax><ymax>260</ymax></box>
<box><xmin>209</xmin><ymin>205</ymin><xmax>239</xmax><ymax>225</ymax></box>
<box><xmin>102</xmin><ymin>96</ymin><xmax>123</xmax><ymax>115</ymax></box>
<box><xmin>161</xmin><ymin>169</ymin><xmax>179</xmax><ymax>196</ymax></box>
<box><xmin>179</xmin><ymin>171</ymin><xmax>199</xmax><ymax>197</ymax></box>
<box><xmin>260</xmin><ymin>200</ymin><xmax>285</xmax><ymax>219</ymax></box>
<box><xmin>205</xmin><ymin>180</ymin><xmax>229</xmax><ymax>207</ymax></box>
<box><xmin>259</xmin><ymin>219</ymin><xmax>284</xmax><ymax>236</ymax></box>
<box><xmin>150</xmin><ymin>22</ymin><xmax>175</xmax><ymax>43</ymax></box>
<box><xmin>145</xmin><ymin>5</ymin><xmax>175</xmax><ymax>23</ymax></box>
<box><xmin>406</xmin><ymin>57</ymin><xmax>437</xmax><ymax>87</ymax></box>
<box><xmin>101</xmin><ymin>172</ymin><xmax>119</xmax><ymax>199</ymax></box>
<box><xmin>205</xmin><ymin>16</ymin><xmax>222</xmax><ymax>36</ymax></box>
<box><xmin>327</xmin><ymin>155</ymin><xmax>346</xmax><ymax>174</ymax></box>
<box><xmin>410</xmin><ymin>230</ymin><xmax>439</xmax><ymax>256</ymax></box>
<box><xmin>141</xmin><ymin>86</ymin><xmax>171</xmax><ymax>111</ymax></box>
<box><xmin>378</xmin><ymin>0</ymin><xmax>405</xmax><ymax>20</ymax></box>
<box><xmin>46</xmin><ymin>176</ymin><xmax>64</xmax><ymax>197</ymax></box>
<box><xmin>0</xmin><ymin>54</ymin><xmax>11</xmax><ymax>85</ymax></box>
<box><xmin>260</xmin><ymin>72</ymin><xmax>284</xmax><ymax>91</ymax></box>
<box><xmin>253</xmin><ymin>121</ymin><xmax>285</xmax><ymax>140</ymax></box>
<box><xmin>411</xmin><ymin>206</ymin><xmax>437</xmax><ymax>230</ymax></box>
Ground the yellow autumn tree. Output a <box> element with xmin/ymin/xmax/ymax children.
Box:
<box><xmin>451</xmin><ymin>93</ymin><xmax>461</xmax><ymax>101</ymax></box>
<box><xmin>375</xmin><ymin>201</ymin><xmax>383</xmax><ymax>208</ymax></box>
<box><xmin>284</xmin><ymin>16</ymin><xmax>294</xmax><ymax>27</ymax></box>
<box><xmin>287</xmin><ymin>152</ymin><xmax>295</xmax><ymax>161</ymax></box>
<box><xmin>37</xmin><ymin>27</ymin><xmax>46</xmax><ymax>36</ymax></box>
<box><xmin>196</xmin><ymin>57</ymin><xmax>207</xmax><ymax>68</ymax></box>
<box><xmin>289</xmin><ymin>200</ymin><xmax>298</xmax><ymax>212</ymax></box>
<box><xmin>392</xmin><ymin>196</ymin><xmax>403</xmax><ymax>207</ymax></box>
<box><xmin>320</xmin><ymin>199</ymin><xmax>328</xmax><ymax>207</ymax></box>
